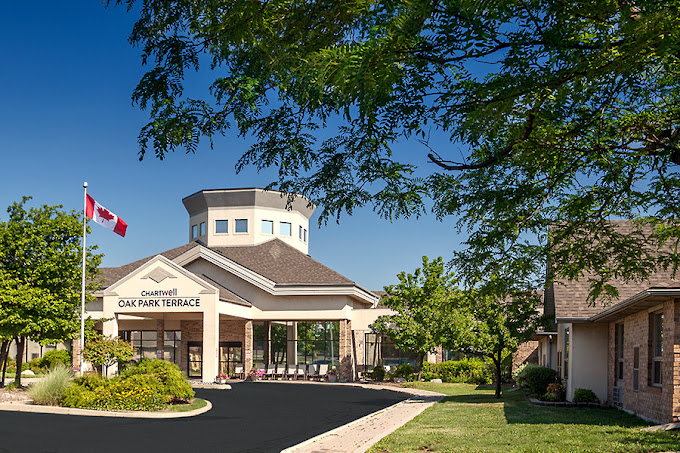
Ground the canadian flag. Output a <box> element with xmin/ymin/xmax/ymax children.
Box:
<box><xmin>85</xmin><ymin>194</ymin><xmax>127</xmax><ymax>237</ymax></box>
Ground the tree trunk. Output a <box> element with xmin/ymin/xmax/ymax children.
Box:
<box><xmin>495</xmin><ymin>350</ymin><xmax>502</xmax><ymax>399</ymax></box>
<box><xmin>0</xmin><ymin>339</ymin><xmax>11</xmax><ymax>388</ymax></box>
<box><xmin>14</xmin><ymin>336</ymin><xmax>25</xmax><ymax>387</ymax></box>
<box><xmin>417</xmin><ymin>353</ymin><xmax>424</xmax><ymax>381</ymax></box>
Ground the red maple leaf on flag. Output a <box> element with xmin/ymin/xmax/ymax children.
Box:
<box><xmin>97</xmin><ymin>207</ymin><xmax>115</xmax><ymax>221</ymax></box>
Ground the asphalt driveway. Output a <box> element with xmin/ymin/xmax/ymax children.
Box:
<box><xmin>0</xmin><ymin>382</ymin><xmax>407</xmax><ymax>453</ymax></box>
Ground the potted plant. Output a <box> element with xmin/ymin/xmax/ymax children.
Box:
<box><xmin>216</xmin><ymin>373</ymin><xmax>228</xmax><ymax>384</ymax></box>
<box><xmin>328</xmin><ymin>367</ymin><xmax>338</xmax><ymax>383</ymax></box>
<box><xmin>546</xmin><ymin>382</ymin><xmax>565</xmax><ymax>401</ymax></box>
<box><xmin>247</xmin><ymin>368</ymin><xmax>265</xmax><ymax>381</ymax></box>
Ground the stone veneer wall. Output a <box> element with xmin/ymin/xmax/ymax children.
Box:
<box><xmin>513</xmin><ymin>341</ymin><xmax>539</xmax><ymax>370</ymax></box>
<box><xmin>338</xmin><ymin>320</ymin><xmax>353</xmax><ymax>381</ymax></box>
<box><xmin>607</xmin><ymin>299</ymin><xmax>680</xmax><ymax>423</ymax></box>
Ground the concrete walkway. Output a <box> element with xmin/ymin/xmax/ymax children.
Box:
<box><xmin>282</xmin><ymin>385</ymin><xmax>446</xmax><ymax>453</ymax></box>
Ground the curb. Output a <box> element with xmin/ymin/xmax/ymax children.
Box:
<box><xmin>0</xmin><ymin>398</ymin><xmax>212</xmax><ymax>419</ymax></box>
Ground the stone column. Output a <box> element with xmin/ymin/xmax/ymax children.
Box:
<box><xmin>338</xmin><ymin>319</ymin><xmax>353</xmax><ymax>382</ymax></box>
<box><xmin>156</xmin><ymin>319</ymin><xmax>165</xmax><ymax>360</ymax></box>
<box><xmin>244</xmin><ymin>320</ymin><xmax>253</xmax><ymax>373</ymax></box>
<box><xmin>287</xmin><ymin>322</ymin><xmax>298</xmax><ymax>365</ymax></box>
<box><xmin>203</xmin><ymin>312</ymin><xmax>220</xmax><ymax>382</ymax></box>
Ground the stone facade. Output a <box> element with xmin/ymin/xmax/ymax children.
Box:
<box><xmin>513</xmin><ymin>340</ymin><xmax>539</xmax><ymax>370</ymax></box>
<box><xmin>607</xmin><ymin>298</ymin><xmax>680</xmax><ymax>423</ymax></box>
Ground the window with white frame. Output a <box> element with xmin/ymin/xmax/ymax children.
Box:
<box><xmin>235</xmin><ymin>219</ymin><xmax>248</xmax><ymax>233</ymax></box>
<box><xmin>215</xmin><ymin>220</ymin><xmax>228</xmax><ymax>234</ymax></box>
<box><xmin>261</xmin><ymin>220</ymin><xmax>274</xmax><ymax>234</ymax></box>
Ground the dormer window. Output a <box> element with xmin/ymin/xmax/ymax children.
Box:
<box><xmin>261</xmin><ymin>220</ymin><xmax>274</xmax><ymax>235</ymax></box>
<box><xmin>235</xmin><ymin>219</ymin><xmax>248</xmax><ymax>233</ymax></box>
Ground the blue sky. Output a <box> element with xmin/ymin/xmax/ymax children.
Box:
<box><xmin>0</xmin><ymin>1</ymin><xmax>463</xmax><ymax>290</ymax></box>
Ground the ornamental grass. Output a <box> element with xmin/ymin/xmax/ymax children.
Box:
<box><xmin>28</xmin><ymin>363</ymin><xmax>72</xmax><ymax>406</ymax></box>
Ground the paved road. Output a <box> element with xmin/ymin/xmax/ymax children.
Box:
<box><xmin>0</xmin><ymin>382</ymin><xmax>407</xmax><ymax>453</ymax></box>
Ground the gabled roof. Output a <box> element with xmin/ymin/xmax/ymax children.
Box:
<box><xmin>549</xmin><ymin>221</ymin><xmax>680</xmax><ymax>320</ymax></box>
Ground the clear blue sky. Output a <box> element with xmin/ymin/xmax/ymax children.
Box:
<box><xmin>0</xmin><ymin>1</ymin><xmax>463</xmax><ymax>290</ymax></box>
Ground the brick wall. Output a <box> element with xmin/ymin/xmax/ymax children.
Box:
<box><xmin>607</xmin><ymin>299</ymin><xmax>679</xmax><ymax>423</ymax></box>
<box><xmin>179</xmin><ymin>320</ymin><xmax>202</xmax><ymax>374</ymax></box>
<box><xmin>513</xmin><ymin>340</ymin><xmax>539</xmax><ymax>370</ymax></box>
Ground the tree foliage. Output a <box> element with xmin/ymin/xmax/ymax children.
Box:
<box><xmin>371</xmin><ymin>256</ymin><xmax>458</xmax><ymax>371</ymax></box>
<box><xmin>0</xmin><ymin>197</ymin><xmax>102</xmax><ymax>386</ymax></box>
<box><xmin>84</xmin><ymin>336</ymin><xmax>135</xmax><ymax>377</ymax></box>
<box><xmin>110</xmin><ymin>0</ymin><xmax>680</xmax><ymax>300</ymax></box>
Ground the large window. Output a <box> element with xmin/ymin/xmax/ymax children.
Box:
<box><xmin>364</xmin><ymin>334</ymin><xmax>419</xmax><ymax>370</ymax></box>
<box><xmin>120</xmin><ymin>330</ymin><xmax>181</xmax><ymax>364</ymax></box>
<box><xmin>251</xmin><ymin>321</ymin><xmax>340</xmax><ymax>367</ymax></box>
<box><xmin>164</xmin><ymin>331</ymin><xmax>181</xmax><ymax>364</ymax></box>
<box><xmin>651</xmin><ymin>312</ymin><xmax>663</xmax><ymax>386</ymax></box>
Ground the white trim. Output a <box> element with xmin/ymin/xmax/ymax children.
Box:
<box><xmin>173</xmin><ymin>245</ymin><xmax>378</xmax><ymax>305</ymax></box>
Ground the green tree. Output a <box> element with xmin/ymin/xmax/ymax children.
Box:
<box><xmin>440</xmin><ymin>282</ymin><xmax>544</xmax><ymax>399</ymax></box>
<box><xmin>371</xmin><ymin>257</ymin><xmax>458</xmax><ymax>378</ymax></box>
<box><xmin>110</xmin><ymin>0</ymin><xmax>680</xmax><ymax>300</ymax></box>
<box><xmin>0</xmin><ymin>197</ymin><xmax>102</xmax><ymax>387</ymax></box>
<box><xmin>84</xmin><ymin>336</ymin><xmax>135</xmax><ymax>377</ymax></box>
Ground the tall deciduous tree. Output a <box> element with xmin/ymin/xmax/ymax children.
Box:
<box><xmin>0</xmin><ymin>197</ymin><xmax>101</xmax><ymax>387</ymax></box>
<box><xmin>110</xmin><ymin>0</ymin><xmax>680</xmax><ymax>300</ymax></box>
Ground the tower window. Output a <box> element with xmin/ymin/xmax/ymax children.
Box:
<box><xmin>200</xmin><ymin>222</ymin><xmax>206</xmax><ymax>236</ymax></box>
<box><xmin>215</xmin><ymin>220</ymin><xmax>228</xmax><ymax>234</ymax></box>
<box><xmin>235</xmin><ymin>219</ymin><xmax>248</xmax><ymax>233</ymax></box>
<box><xmin>280</xmin><ymin>222</ymin><xmax>291</xmax><ymax>236</ymax></box>
<box><xmin>261</xmin><ymin>220</ymin><xmax>274</xmax><ymax>234</ymax></box>
<box><xmin>191</xmin><ymin>225</ymin><xmax>198</xmax><ymax>239</ymax></box>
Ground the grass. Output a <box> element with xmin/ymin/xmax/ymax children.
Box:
<box><xmin>166</xmin><ymin>398</ymin><xmax>207</xmax><ymax>413</ymax></box>
<box><xmin>369</xmin><ymin>383</ymin><xmax>680</xmax><ymax>452</ymax></box>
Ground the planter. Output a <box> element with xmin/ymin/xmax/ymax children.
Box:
<box><xmin>328</xmin><ymin>375</ymin><xmax>337</xmax><ymax>383</ymax></box>
<box><xmin>246</xmin><ymin>375</ymin><xmax>259</xmax><ymax>381</ymax></box>
<box><xmin>219</xmin><ymin>379</ymin><xmax>227</xmax><ymax>384</ymax></box>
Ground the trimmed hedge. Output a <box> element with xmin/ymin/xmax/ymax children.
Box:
<box><xmin>573</xmin><ymin>388</ymin><xmax>599</xmax><ymax>404</ymax></box>
<box><xmin>421</xmin><ymin>359</ymin><xmax>492</xmax><ymax>384</ymax></box>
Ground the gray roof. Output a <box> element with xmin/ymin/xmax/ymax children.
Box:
<box><xmin>96</xmin><ymin>238</ymin><xmax>356</xmax><ymax>290</ymax></box>
<box><xmin>211</xmin><ymin>239</ymin><xmax>355</xmax><ymax>286</ymax></box>
<box><xmin>549</xmin><ymin>221</ymin><xmax>680</xmax><ymax>319</ymax></box>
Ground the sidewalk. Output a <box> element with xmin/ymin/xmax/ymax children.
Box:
<box><xmin>282</xmin><ymin>384</ymin><xmax>446</xmax><ymax>453</ymax></box>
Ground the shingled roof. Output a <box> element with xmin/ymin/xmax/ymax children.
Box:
<box><xmin>96</xmin><ymin>238</ymin><xmax>357</xmax><ymax>291</ymax></box>
<box><xmin>548</xmin><ymin>221</ymin><xmax>680</xmax><ymax>320</ymax></box>
<box><xmin>211</xmin><ymin>239</ymin><xmax>355</xmax><ymax>286</ymax></box>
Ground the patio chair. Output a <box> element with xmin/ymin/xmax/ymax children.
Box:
<box><xmin>285</xmin><ymin>364</ymin><xmax>297</xmax><ymax>380</ymax></box>
<box><xmin>318</xmin><ymin>364</ymin><xmax>329</xmax><ymax>381</ymax></box>
<box><xmin>274</xmin><ymin>364</ymin><xmax>285</xmax><ymax>380</ymax></box>
<box><xmin>294</xmin><ymin>364</ymin><xmax>306</xmax><ymax>380</ymax></box>
<box><xmin>233</xmin><ymin>364</ymin><xmax>245</xmax><ymax>379</ymax></box>
<box><xmin>265</xmin><ymin>364</ymin><xmax>277</xmax><ymax>380</ymax></box>
<box><xmin>307</xmin><ymin>364</ymin><xmax>319</xmax><ymax>380</ymax></box>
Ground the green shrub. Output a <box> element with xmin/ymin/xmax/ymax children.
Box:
<box><xmin>62</xmin><ymin>384</ymin><xmax>97</xmax><ymax>408</ymax></box>
<box><xmin>41</xmin><ymin>350</ymin><xmax>72</xmax><ymax>369</ymax></box>
<box><xmin>394</xmin><ymin>363</ymin><xmax>413</xmax><ymax>378</ymax></box>
<box><xmin>121</xmin><ymin>359</ymin><xmax>194</xmax><ymax>402</ymax></box>
<box><xmin>28</xmin><ymin>363</ymin><xmax>72</xmax><ymax>405</ymax></box>
<box><xmin>371</xmin><ymin>365</ymin><xmax>385</xmax><ymax>381</ymax></box>
<box><xmin>573</xmin><ymin>388</ymin><xmax>599</xmax><ymax>404</ymax></box>
<box><xmin>421</xmin><ymin>359</ymin><xmax>492</xmax><ymax>384</ymax></box>
<box><xmin>516</xmin><ymin>364</ymin><xmax>560</xmax><ymax>396</ymax></box>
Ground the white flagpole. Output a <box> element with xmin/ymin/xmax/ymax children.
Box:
<box><xmin>79</xmin><ymin>182</ymin><xmax>88</xmax><ymax>376</ymax></box>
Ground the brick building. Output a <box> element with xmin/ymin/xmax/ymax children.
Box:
<box><xmin>540</xmin><ymin>222</ymin><xmax>680</xmax><ymax>423</ymax></box>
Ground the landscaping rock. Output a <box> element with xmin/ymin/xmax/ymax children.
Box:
<box><xmin>395</xmin><ymin>378</ymin><xmax>406</xmax><ymax>383</ymax></box>
<box><xmin>430</xmin><ymin>379</ymin><xmax>443</xmax><ymax>383</ymax></box>
<box><xmin>20</xmin><ymin>370</ymin><xmax>35</xmax><ymax>376</ymax></box>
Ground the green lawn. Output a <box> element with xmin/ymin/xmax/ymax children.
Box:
<box><xmin>166</xmin><ymin>398</ymin><xmax>207</xmax><ymax>413</ymax></box>
<box><xmin>369</xmin><ymin>383</ymin><xmax>680</xmax><ymax>452</ymax></box>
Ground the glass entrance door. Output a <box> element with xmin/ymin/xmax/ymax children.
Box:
<box><xmin>188</xmin><ymin>341</ymin><xmax>203</xmax><ymax>379</ymax></box>
<box><xmin>219</xmin><ymin>342</ymin><xmax>242</xmax><ymax>377</ymax></box>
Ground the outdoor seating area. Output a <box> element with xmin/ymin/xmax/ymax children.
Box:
<box><xmin>228</xmin><ymin>363</ymin><xmax>337</xmax><ymax>382</ymax></box>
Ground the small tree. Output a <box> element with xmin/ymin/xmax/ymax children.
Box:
<box><xmin>84</xmin><ymin>336</ymin><xmax>134</xmax><ymax>378</ymax></box>
<box><xmin>371</xmin><ymin>257</ymin><xmax>457</xmax><ymax>379</ymax></box>
<box><xmin>440</xmin><ymin>281</ymin><xmax>544</xmax><ymax>399</ymax></box>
